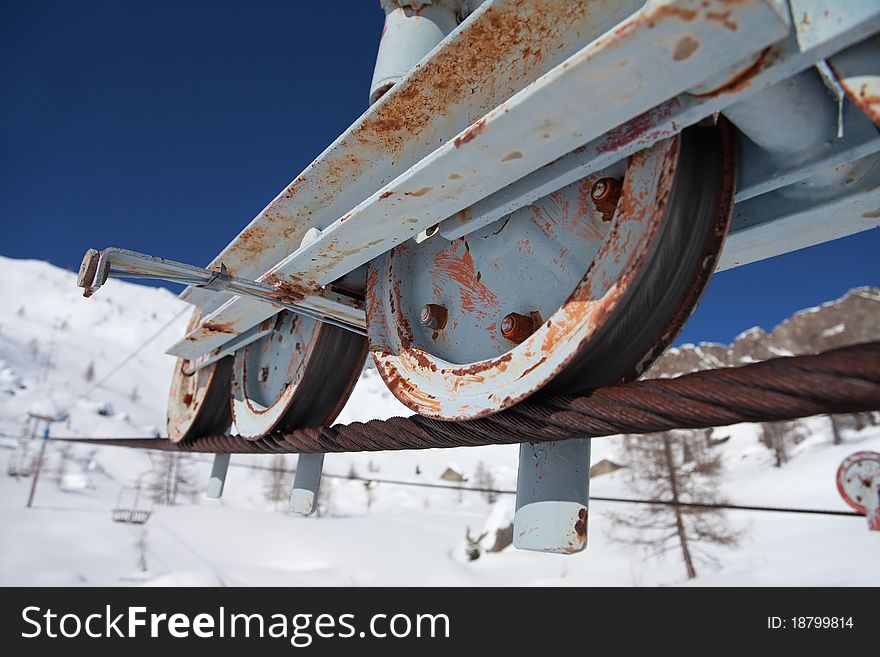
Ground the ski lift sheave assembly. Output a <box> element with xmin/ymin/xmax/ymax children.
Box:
<box><xmin>76</xmin><ymin>1</ymin><xmax>880</xmax><ymax>553</ymax></box>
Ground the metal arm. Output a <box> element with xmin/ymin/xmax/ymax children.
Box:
<box><xmin>76</xmin><ymin>247</ymin><xmax>366</xmax><ymax>336</ymax></box>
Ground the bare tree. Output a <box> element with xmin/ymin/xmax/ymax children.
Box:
<box><xmin>758</xmin><ymin>420</ymin><xmax>804</xmax><ymax>467</ymax></box>
<box><xmin>54</xmin><ymin>445</ymin><xmax>72</xmax><ymax>486</ymax></box>
<box><xmin>473</xmin><ymin>461</ymin><xmax>498</xmax><ymax>503</ymax></box>
<box><xmin>315</xmin><ymin>478</ymin><xmax>334</xmax><ymax>517</ymax></box>
<box><xmin>363</xmin><ymin>481</ymin><xmax>376</xmax><ymax>513</ymax></box>
<box><xmin>135</xmin><ymin>531</ymin><xmax>149</xmax><ymax>573</ymax></box>
<box><xmin>263</xmin><ymin>455</ymin><xmax>291</xmax><ymax>511</ymax></box>
<box><xmin>148</xmin><ymin>453</ymin><xmax>199</xmax><ymax>505</ymax></box>
<box><xmin>609</xmin><ymin>430</ymin><xmax>740</xmax><ymax>580</ymax></box>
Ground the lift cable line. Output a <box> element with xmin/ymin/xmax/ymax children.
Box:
<box><xmin>74</xmin><ymin>307</ymin><xmax>188</xmax><ymax>402</ymax></box>
<box><xmin>181</xmin><ymin>456</ymin><xmax>865</xmax><ymax>519</ymax></box>
<box><xmin>57</xmin><ymin>342</ymin><xmax>880</xmax><ymax>455</ymax></box>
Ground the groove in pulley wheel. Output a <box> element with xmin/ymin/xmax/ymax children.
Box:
<box><xmin>231</xmin><ymin>310</ymin><xmax>368</xmax><ymax>439</ymax></box>
<box><xmin>167</xmin><ymin>310</ymin><xmax>233</xmax><ymax>442</ymax></box>
<box><xmin>366</xmin><ymin>123</ymin><xmax>735</xmax><ymax>420</ymax></box>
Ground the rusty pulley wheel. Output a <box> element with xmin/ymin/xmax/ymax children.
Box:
<box><xmin>366</xmin><ymin>122</ymin><xmax>735</xmax><ymax>420</ymax></box>
<box><xmin>230</xmin><ymin>310</ymin><xmax>368</xmax><ymax>439</ymax></box>
<box><xmin>167</xmin><ymin>310</ymin><xmax>233</xmax><ymax>442</ymax></box>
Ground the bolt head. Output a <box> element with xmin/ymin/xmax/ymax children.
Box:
<box><xmin>419</xmin><ymin>304</ymin><xmax>448</xmax><ymax>331</ymax></box>
<box><xmin>591</xmin><ymin>180</ymin><xmax>608</xmax><ymax>200</ymax></box>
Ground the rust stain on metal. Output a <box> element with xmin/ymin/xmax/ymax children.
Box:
<box><xmin>431</xmin><ymin>241</ymin><xmax>499</xmax><ymax>318</ymax></box>
<box><xmin>590</xmin><ymin>177</ymin><xmax>623</xmax><ymax>222</ymax></box>
<box><xmin>404</xmin><ymin>186</ymin><xmax>434</xmax><ymax>197</ymax></box>
<box><xmin>852</xmin><ymin>83</ymin><xmax>880</xmax><ymax>127</ymax></box>
<box><xmin>448</xmin><ymin>173</ymin><xmax>463</xmax><ymax>180</ymax></box>
<box><xmin>672</xmin><ymin>35</ymin><xmax>699</xmax><ymax>61</ymax></box>
<box><xmin>453</xmin><ymin>119</ymin><xmax>486</xmax><ymax>148</ymax></box>
<box><xmin>688</xmin><ymin>46</ymin><xmax>774</xmax><ymax>98</ymax></box>
<box><xmin>501</xmin><ymin>311</ymin><xmax>541</xmax><ymax>344</ymax></box>
<box><xmin>202</xmin><ymin>321</ymin><xmax>237</xmax><ymax>334</ymax></box>
<box><xmin>501</xmin><ymin>150</ymin><xmax>524</xmax><ymax>162</ymax></box>
<box><xmin>262</xmin><ymin>273</ymin><xmax>314</xmax><ymax>305</ymax></box>
<box><xmin>643</xmin><ymin>5</ymin><xmax>697</xmax><ymax>28</ymax></box>
<box><xmin>449</xmin><ymin>352</ymin><xmax>512</xmax><ymax>377</ymax></box>
<box><xmin>379</xmin><ymin>190</ymin><xmax>394</xmax><ymax>199</ymax></box>
<box><xmin>705</xmin><ymin>10</ymin><xmax>737</xmax><ymax>31</ymax></box>
<box><xmin>596</xmin><ymin>103</ymin><xmax>675</xmax><ymax>155</ymax></box>
<box><xmin>574</xmin><ymin>507</ymin><xmax>588</xmax><ymax>536</ymax></box>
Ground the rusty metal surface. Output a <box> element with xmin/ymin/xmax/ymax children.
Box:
<box><xmin>436</xmin><ymin>4</ymin><xmax>878</xmax><ymax>244</ymax></box>
<box><xmin>181</xmin><ymin>0</ymin><xmax>645</xmax><ymax>313</ymax></box>
<box><xmin>67</xmin><ymin>342</ymin><xmax>880</xmax><ymax>454</ymax></box>
<box><xmin>231</xmin><ymin>311</ymin><xmax>368</xmax><ymax>439</ymax></box>
<box><xmin>829</xmin><ymin>35</ymin><xmax>880</xmax><ymax>128</ymax></box>
<box><xmin>172</xmin><ymin>0</ymin><xmax>785</xmax><ymax>361</ymax></box>
<box><xmin>366</xmin><ymin>137</ymin><xmax>678</xmax><ymax>419</ymax></box>
<box><xmin>367</xmin><ymin>120</ymin><xmax>733</xmax><ymax>421</ymax></box>
<box><xmin>166</xmin><ymin>310</ymin><xmax>232</xmax><ymax>442</ymax></box>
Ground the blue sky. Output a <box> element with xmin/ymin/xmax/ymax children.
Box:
<box><xmin>2</xmin><ymin>1</ymin><xmax>877</xmax><ymax>347</ymax></box>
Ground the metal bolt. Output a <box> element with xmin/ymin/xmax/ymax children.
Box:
<box><xmin>419</xmin><ymin>304</ymin><xmax>448</xmax><ymax>331</ymax></box>
<box><xmin>501</xmin><ymin>311</ymin><xmax>541</xmax><ymax>344</ymax></box>
<box><xmin>590</xmin><ymin>177</ymin><xmax>623</xmax><ymax>222</ymax></box>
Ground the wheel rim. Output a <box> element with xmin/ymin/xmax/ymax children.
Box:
<box><xmin>231</xmin><ymin>310</ymin><xmax>367</xmax><ymax>439</ymax></box>
<box><xmin>167</xmin><ymin>310</ymin><xmax>232</xmax><ymax>442</ymax></box>
<box><xmin>366</xmin><ymin>124</ymin><xmax>735</xmax><ymax>420</ymax></box>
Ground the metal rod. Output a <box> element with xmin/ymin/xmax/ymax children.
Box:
<box><xmin>513</xmin><ymin>439</ymin><xmax>591</xmax><ymax>554</ymax></box>
<box><xmin>77</xmin><ymin>247</ymin><xmax>366</xmax><ymax>337</ymax></box>
<box><xmin>290</xmin><ymin>453</ymin><xmax>325</xmax><ymax>515</ymax></box>
<box><xmin>206</xmin><ymin>453</ymin><xmax>231</xmax><ymax>499</ymax></box>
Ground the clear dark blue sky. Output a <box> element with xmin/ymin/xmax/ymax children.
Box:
<box><xmin>2</xmin><ymin>1</ymin><xmax>877</xmax><ymax>347</ymax></box>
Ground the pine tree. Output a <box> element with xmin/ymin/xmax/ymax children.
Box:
<box><xmin>84</xmin><ymin>361</ymin><xmax>95</xmax><ymax>383</ymax></box>
<box><xmin>609</xmin><ymin>430</ymin><xmax>740</xmax><ymax>580</ymax></box>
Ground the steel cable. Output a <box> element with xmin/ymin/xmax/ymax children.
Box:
<box><xmin>55</xmin><ymin>341</ymin><xmax>880</xmax><ymax>454</ymax></box>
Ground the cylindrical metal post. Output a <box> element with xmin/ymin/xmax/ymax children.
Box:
<box><xmin>369</xmin><ymin>0</ymin><xmax>461</xmax><ymax>105</ymax></box>
<box><xmin>291</xmin><ymin>452</ymin><xmax>325</xmax><ymax>515</ymax></box>
<box><xmin>206</xmin><ymin>453</ymin><xmax>231</xmax><ymax>499</ymax></box>
<box><xmin>513</xmin><ymin>438</ymin><xmax>591</xmax><ymax>554</ymax></box>
<box><xmin>722</xmin><ymin>68</ymin><xmax>839</xmax><ymax>162</ymax></box>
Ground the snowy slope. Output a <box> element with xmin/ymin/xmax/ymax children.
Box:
<box><xmin>0</xmin><ymin>255</ymin><xmax>877</xmax><ymax>586</ymax></box>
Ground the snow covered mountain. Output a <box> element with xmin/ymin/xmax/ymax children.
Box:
<box><xmin>0</xmin><ymin>255</ymin><xmax>877</xmax><ymax>586</ymax></box>
<box><xmin>650</xmin><ymin>287</ymin><xmax>880</xmax><ymax>377</ymax></box>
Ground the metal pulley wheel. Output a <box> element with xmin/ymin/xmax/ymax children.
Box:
<box><xmin>167</xmin><ymin>310</ymin><xmax>233</xmax><ymax>442</ymax></box>
<box><xmin>230</xmin><ymin>309</ymin><xmax>368</xmax><ymax>439</ymax></box>
<box><xmin>366</xmin><ymin>122</ymin><xmax>735</xmax><ymax>420</ymax></box>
